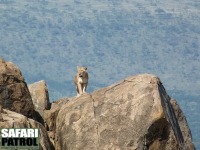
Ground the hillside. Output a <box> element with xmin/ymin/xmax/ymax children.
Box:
<box><xmin>0</xmin><ymin>0</ymin><xmax>199</xmax><ymax>148</ymax></box>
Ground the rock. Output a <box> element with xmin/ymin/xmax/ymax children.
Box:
<box><xmin>48</xmin><ymin>131</ymin><xmax>56</xmax><ymax>146</ymax></box>
<box><xmin>55</xmin><ymin>74</ymin><xmax>195</xmax><ymax>150</ymax></box>
<box><xmin>44</xmin><ymin>97</ymin><xmax>69</xmax><ymax>131</ymax></box>
<box><xmin>44</xmin><ymin>107</ymin><xmax>59</xmax><ymax>132</ymax></box>
<box><xmin>28</xmin><ymin>80</ymin><xmax>50</xmax><ymax>118</ymax></box>
<box><xmin>168</xmin><ymin>99</ymin><xmax>194</xmax><ymax>150</ymax></box>
<box><xmin>0</xmin><ymin>109</ymin><xmax>54</xmax><ymax>150</ymax></box>
<box><xmin>0</xmin><ymin>58</ymin><xmax>35</xmax><ymax>118</ymax></box>
<box><xmin>51</xmin><ymin>97</ymin><xmax>69</xmax><ymax>109</ymax></box>
<box><xmin>44</xmin><ymin>97</ymin><xmax>69</xmax><ymax>146</ymax></box>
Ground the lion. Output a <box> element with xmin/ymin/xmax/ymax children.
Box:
<box><xmin>74</xmin><ymin>66</ymin><xmax>89</xmax><ymax>96</ymax></box>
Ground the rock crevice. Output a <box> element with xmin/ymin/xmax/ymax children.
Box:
<box><xmin>158</xmin><ymin>83</ymin><xmax>184</xmax><ymax>146</ymax></box>
<box><xmin>90</xmin><ymin>94</ymin><xmax>100</xmax><ymax>149</ymax></box>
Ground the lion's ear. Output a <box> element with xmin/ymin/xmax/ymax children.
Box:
<box><xmin>84</xmin><ymin>67</ymin><xmax>87</xmax><ymax>71</ymax></box>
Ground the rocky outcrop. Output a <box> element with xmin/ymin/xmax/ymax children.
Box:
<box><xmin>0</xmin><ymin>59</ymin><xmax>195</xmax><ymax>150</ymax></box>
<box><xmin>0</xmin><ymin>58</ymin><xmax>35</xmax><ymax>118</ymax></box>
<box><xmin>0</xmin><ymin>58</ymin><xmax>53</xmax><ymax>149</ymax></box>
<box><xmin>55</xmin><ymin>74</ymin><xmax>195</xmax><ymax>150</ymax></box>
<box><xmin>28</xmin><ymin>80</ymin><xmax>50</xmax><ymax>118</ymax></box>
<box><xmin>0</xmin><ymin>108</ymin><xmax>54</xmax><ymax>150</ymax></box>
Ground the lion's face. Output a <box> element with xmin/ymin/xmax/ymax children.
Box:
<box><xmin>77</xmin><ymin>66</ymin><xmax>87</xmax><ymax>78</ymax></box>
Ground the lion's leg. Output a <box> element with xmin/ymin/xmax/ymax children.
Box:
<box><xmin>76</xmin><ymin>86</ymin><xmax>80</xmax><ymax>96</ymax></box>
<box><xmin>83</xmin><ymin>83</ymin><xmax>87</xmax><ymax>93</ymax></box>
<box><xmin>77</xmin><ymin>83</ymin><xmax>83</xmax><ymax>95</ymax></box>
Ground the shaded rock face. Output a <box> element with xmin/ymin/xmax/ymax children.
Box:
<box><xmin>44</xmin><ymin>98</ymin><xmax>69</xmax><ymax>146</ymax></box>
<box><xmin>56</xmin><ymin>74</ymin><xmax>195</xmax><ymax>150</ymax></box>
<box><xmin>0</xmin><ymin>108</ymin><xmax>54</xmax><ymax>150</ymax></box>
<box><xmin>0</xmin><ymin>58</ymin><xmax>35</xmax><ymax>118</ymax></box>
<box><xmin>28</xmin><ymin>80</ymin><xmax>50</xmax><ymax>118</ymax></box>
<box><xmin>44</xmin><ymin>98</ymin><xmax>69</xmax><ymax>131</ymax></box>
<box><xmin>168</xmin><ymin>99</ymin><xmax>195</xmax><ymax>150</ymax></box>
<box><xmin>0</xmin><ymin>59</ymin><xmax>55</xmax><ymax>149</ymax></box>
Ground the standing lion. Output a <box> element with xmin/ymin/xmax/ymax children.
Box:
<box><xmin>74</xmin><ymin>66</ymin><xmax>88</xmax><ymax>96</ymax></box>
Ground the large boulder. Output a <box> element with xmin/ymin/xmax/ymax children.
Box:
<box><xmin>28</xmin><ymin>80</ymin><xmax>50</xmax><ymax>118</ymax></box>
<box><xmin>0</xmin><ymin>108</ymin><xmax>54</xmax><ymax>150</ymax></box>
<box><xmin>55</xmin><ymin>74</ymin><xmax>195</xmax><ymax>150</ymax></box>
<box><xmin>0</xmin><ymin>58</ymin><xmax>35</xmax><ymax>118</ymax></box>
